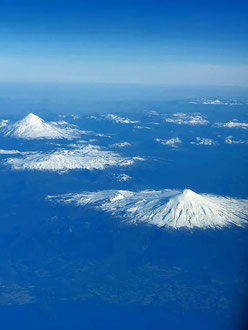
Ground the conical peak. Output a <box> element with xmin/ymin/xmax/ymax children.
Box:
<box><xmin>26</xmin><ymin>113</ymin><xmax>37</xmax><ymax>118</ymax></box>
<box><xmin>4</xmin><ymin>113</ymin><xmax>80</xmax><ymax>139</ymax></box>
<box><xmin>52</xmin><ymin>189</ymin><xmax>248</xmax><ymax>229</ymax></box>
<box><xmin>181</xmin><ymin>189</ymin><xmax>196</xmax><ymax>197</ymax></box>
<box><xmin>23</xmin><ymin>113</ymin><xmax>43</xmax><ymax>124</ymax></box>
<box><xmin>174</xmin><ymin>189</ymin><xmax>204</xmax><ymax>204</ymax></box>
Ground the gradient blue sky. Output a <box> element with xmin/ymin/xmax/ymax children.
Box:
<box><xmin>0</xmin><ymin>0</ymin><xmax>248</xmax><ymax>85</ymax></box>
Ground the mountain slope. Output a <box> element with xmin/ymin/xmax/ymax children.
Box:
<box><xmin>49</xmin><ymin>189</ymin><xmax>248</xmax><ymax>229</ymax></box>
<box><xmin>4</xmin><ymin>145</ymin><xmax>137</xmax><ymax>172</ymax></box>
<box><xmin>3</xmin><ymin>113</ymin><xmax>80</xmax><ymax>139</ymax></box>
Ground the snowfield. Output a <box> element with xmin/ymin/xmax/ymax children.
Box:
<box><xmin>3</xmin><ymin>145</ymin><xmax>141</xmax><ymax>173</ymax></box>
<box><xmin>49</xmin><ymin>189</ymin><xmax>248</xmax><ymax>229</ymax></box>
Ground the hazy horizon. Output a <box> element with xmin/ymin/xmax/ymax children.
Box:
<box><xmin>1</xmin><ymin>0</ymin><xmax>248</xmax><ymax>86</ymax></box>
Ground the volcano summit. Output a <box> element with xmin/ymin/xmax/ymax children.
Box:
<box><xmin>3</xmin><ymin>113</ymin><xmax>80</xmax><ymax>139</ymax></box>
<box><xmin>49</xmin><ymin>189</ymin><xmax>248</xmax><ymax>229</ymax></box>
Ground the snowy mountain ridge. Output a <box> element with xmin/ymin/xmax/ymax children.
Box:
<box><xmin>49</xmin><ymin>189</ymin><xmax>248</xmax><ymax>229</ymax></box>
<box><xmin>3</xmin><ymin>144</ymin><xmax>141</xmax><ymax>173</ymax></box>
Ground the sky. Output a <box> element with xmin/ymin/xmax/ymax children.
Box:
<box><xmin>0</xmin><ymin>0</ymin><xmax>248</xmax><ymax>85</ymax></box>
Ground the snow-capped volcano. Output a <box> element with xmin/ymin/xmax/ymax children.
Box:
<box><xmin>3</xmin><ymin>113</ymin><xmax>81</xmax><ymax>139</ymax></box>
<box><xmin>3</xmin><ymin>145</ymin><xmax>140</xmax><ymax>173</ymax></box>
<box><xmin>49</xmin><ymin>189</ymin><xmax>248</xmax><ymax>229</ymax></box>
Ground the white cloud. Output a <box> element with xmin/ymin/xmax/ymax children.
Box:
<box><xmin>109</xmin><ymin>142</ymin><xmax>131</xmax><ymax>148</ymax></box>
<box><xmin>225</xmin><ymin>136</ymin><xmax>248</xmax><ymax>144</ymax></box>
<box><xmin>0</xmin><ymin>149</ymin><xmax>21</xmax><ymax>155</ymax></box>
<box><xmin>214</xmin><ymin>120</ymin><xmax>248</xmax><ymax>130</ymax></box>
<box><xmin>0</xmin><ymin>149</ymin><xmax>34</xmax><ymax>155</ymax></box>
<box><xmin>105</xmin><ymin>114</ymin><xmax>139</xmax><ymax>124</ymax></box>
<box><xmin>116</xmin><ymin>174</ymin><xmax>131</xmax><ymax>182</ymax></box>
<box><xmin>156</xmin><ymin>137</ymin><xmax>182</xmax><ymax>147</ymax></box>
<box><xmin>165</xmin><ymin>113</ymin><xmax>209</xmax><ymax>125</ymax></box>
<box><xmin>0</xmin><ymin>120</ymin><xmax>9</xmax><ymax>128</ymax></box>
<box><xmin>145</xmin><ymin>110</ymin><xmax>159</xmax><ymax>116</ymax></box>
<box><xmin>134</xmin><ymin>125</ymin><xmax>151</xmax><ymax>130</ymax></box>
<box><xmin>190</xmin><ymin>137</ymin><xmax>218</xmax><ymax>146</ymax></box>
<box><xmin>190</xmin><ymin>99</ymin><xmax>242</xmax><ymax>105</ymax></box>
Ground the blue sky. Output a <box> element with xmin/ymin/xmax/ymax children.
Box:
<box><xmin>0</xmin><ymin>0</ymin><xmax>248</xmax><ymax>85</ymax></box>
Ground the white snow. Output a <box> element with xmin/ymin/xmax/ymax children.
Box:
<box><xmin>3</xmin><ymin>144</ymin><xmax>141</xmax><ymax>173</ymax></box>
<box><xmin>165</xmin><ymin>113</ymin><xmax>209</xmax><ymax>126</ymax></box>
<box><xmin>49</xmin><ymin>188</ymin><xmax>248</xmax><ymax>229</ymax></box>
<box><xmin>156</xmin><ymin>137</ymin><xmax>182</xmax><ymax>148</ymax></box>
<box><xmin>3</xmin><ymin>113</ymin><xmax>83</xmax><ymax>139</ymax></box>
<box><xmin>190</xmin><ymin>137</ymin><xmax>218</xmax><ymax>146</ymax></box>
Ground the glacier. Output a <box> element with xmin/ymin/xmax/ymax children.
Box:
<box><xmin>49</xmin><ymin>188</ymin><xmax>248</xmax><ymax>229</ymax></box>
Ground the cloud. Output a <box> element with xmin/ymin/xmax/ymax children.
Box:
<box><xmin>134</xmin><ymin>125</ymin><xmax>151</xmax><ymax>130</ymax></box>
<box><xmin>109</xmin><ymin>142</ymin><xmax>131</xmax><ymax>148</ymax></box>
<box><xmin>116</xmin><ymin>174</ymin><xmax>131</xmax><ymax>182</ymax></box>
<box><xmin>165</xmin><ymin>113</ymin><xmax>209</xmax><ymax>125</ymax></box>
<box><xmin>225</xmin><ymin>136</ymin><xmax>248</xmax><ymax>144</ymax></box>
<box><xmin>105</xmin><ymin>114</ymin><xmax>139</xmax><ymax>124</ymax></box>
<box><xmin>0</xmin><ymin>120</ymin><xmax>9</xmax><ymax>128</ymax></box>
<box><xmin>0</xmin><ymin>149</ymin><xmax>35</xmax><ymax>155</ymax></box>
<box><xmin>214</xmin><ymin>120</ymin><xmax>248</xmax><ymax>130</ymax></box>
<box><xmin>156</xmin><ymin>137</ymin><xmax>182</xmax><ymax>147</ymax></box>
<box><xmin>190</xmin><ymin>137</ymin><xmax>218</xmax><ymax>145</ymax></box>
<box><xmin>190</xmin><ymin>99</ymin><xmax>242</xmax><ymax>105</ymax></box>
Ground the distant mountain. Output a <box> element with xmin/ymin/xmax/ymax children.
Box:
<box><xmin>3</xmin><ymin>145</ymin><xmax>138</xmax><ymax>173</ymax></box>
<box><xmin>49</xmin><ymin>189</ymin><xmax>248</xmax><ymax>229</ymax></box>
<box><xmin>3</xmin><ymin>113</ymin><xmax>81</xmax><ymax>139</ymax></box>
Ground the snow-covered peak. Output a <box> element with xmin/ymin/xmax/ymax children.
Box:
<box><xmin>3</xmin><ymin>144</ymin><xmax>142</xmax><ymax>173</ymax></box>
<box><xmin>181</xmin><ymin>188</ymin><xmax>197</xmax><ymax>198</ymax></box>
<box><xmin>49</xmin><ymin>189</ymin><xmax>248</xmax><ymax>229</ymax></box>
<box><xmin>23</xmin><ymin>113</ymin><xmax>43</xmax><ymax>124</ymax></box>
<box><xmin>3</xmin><ymin>113</ymin><xmax>82</xmax><ymax>139</ymax></box>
